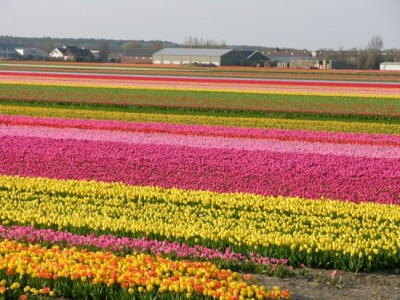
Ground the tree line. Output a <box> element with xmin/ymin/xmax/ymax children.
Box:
<box><xmin>1</xmin><ymin>35</ymin><xmax>397</xmax><ymax>69</ymax></box>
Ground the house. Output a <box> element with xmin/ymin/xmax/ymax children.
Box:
<box><xmin>90</xmin><ymin>50</ymin><xmax>100</xmax><ymax>60</ymax></box>
<box><xmin>152</xmin><ymin>48</ymin><xmax>245</xmax><ymax>66</ymax></box>
<box><xmin>237</xmin><ymin>50</ymin><xmax>271</xmax><ymax>67</ymax></box>
<box><xmin>49</xmin><ymin>45</ymin><xmax>94</xmax><ymax>62</ymax></box>
<box><xmin>15</xmin><ymin>48</ymin><xmax>45</xmax><ymax>60</ymax></box>
<box><xmin>121</xmin><ymin>49</ymin><xmax>158</xmax><ymax>64</ymax></box>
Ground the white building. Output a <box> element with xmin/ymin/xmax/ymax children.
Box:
<box><xmin>152</xmin><ymin>48</ymin><xmax>245</xmax><ymax>66</ymax></box>
<box><xmin>90</xmin><ymin>50</ymin><xmax>100</xmax><ymax>60</ymax></box>
<box><xmin>48</xmin><ymin>45</ymin><xmax>94</xmax><ymax>61</ymax></box>
<box><xmin>48</xmin><ymin>48</ymin><xmax>66</xmax><ymax>59</ymax></box>
<box><xmin>15</xmin><ymin>48</ymin><xmax>45</xmax><ymax>59</ymax></box>
<box><xmin>380</xmin><ymin>62</ymin><xmax>400</xmax><ymax>71</ymax></box>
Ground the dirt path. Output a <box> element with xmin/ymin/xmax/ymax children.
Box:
<box><xmin>256</xmin><ymin>268</ymin><xmax>400</xmax><ymax>300</ymax></box>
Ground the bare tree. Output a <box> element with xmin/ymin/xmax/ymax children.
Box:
<box><xmin>98</xmin><ymin>40</ymin><xmax>110</xmax><ymax>61</ymax></box>
<box><xmin>368</xmin><ymin>35</ymin><xmax>384</xmax><ymax>51</ymax></box>
<box><xmin>220</xmin><ymin>39</ymin><xmax>227</xmax><ymax>49</ymax></box>
<box><xmin>357</xmin><ymin>35</ymin><xmax>384</xmax><ymax>69</ymax></box>
<box><xmin>41</xmin><ymin>39</ymin><xmax>55</xmax><ymax>55</ymax></box>
<box><xmin>182</xmin><ymin>36</ymin><xmax>227</xmax><ymax>48</ymax></box>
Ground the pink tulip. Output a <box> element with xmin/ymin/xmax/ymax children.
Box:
<box><xmin>0</xmin><ymin>135</ymin><xmax>398</xmax><ymax>204</ymax></box>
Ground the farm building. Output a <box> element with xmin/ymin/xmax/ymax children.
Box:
<box><xmin>152</xmin><ymin>48</ymin><xmax>245</xmax><ymax>66</ymax></box>
<box><xmin>49</xmin><ymin>45</ymin><xmax>94</xmax><ymax>62</ymax></box>
<box><xmin>121</xmin><ymin>49</ymin><xmax>158</xmax><ymax>64</ymax></box>
<box><xmin>90</xmin><ymin>50</ymin><xmax>100</xmax><ymax>60</ymax></box>
<box><xmin>380</xmin><ymin>62</ymin><xmax>400</xmax><ymax>71</ymax></box>
<box><xmin>15</xmin><ymin>48</ymin><xmax>45</xmax><ymax>59</ymax></box>
<box><xmin>237</xmin><ymin>50</ymin><xmax>271</xmax><ymax>67</ymax></box>
<box><xmin>0</xmin><ymin>48</ymin><xmax>18</xmax><ymax>60</ymax></box>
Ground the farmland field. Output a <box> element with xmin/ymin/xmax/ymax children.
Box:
<box><xmin>0</xmin><ymin>62</ymin><xmax>399</xmax><ymax>299</ymax></box>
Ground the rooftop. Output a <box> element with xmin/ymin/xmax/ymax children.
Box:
<box><xmin>154</xmin><ymin>48</ymin><xmax>234</xmax><ymax>56</ymax></box>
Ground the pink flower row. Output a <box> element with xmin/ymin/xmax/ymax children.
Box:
<box><xmin>0</xmin><ymin>225</ymin><xmax>289</xmax><ymax>268</ymax></box>
<box><xmin>2</xmin><ymin>70</ymin><xmax>400</xmax><ymax>88</ymax></box>
<box><xmin>0</xmin><ymin>114</ymin><xmax>399</xmax><ymax>147</ymax></box>
<box><xmin>1</xmin><ymin>135</ymin><xmax>399</xmax><ymax>204</ymax></box>
<box><xmin>1</xmin><ymin>124</ymin><xmax>399</xmax><ymax>159</ymax></box>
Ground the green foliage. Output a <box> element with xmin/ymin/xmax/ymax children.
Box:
<box><xmin>0</xmin><ymin>84</ymin><xmax>399</xmax><ymax>120</ymax></box>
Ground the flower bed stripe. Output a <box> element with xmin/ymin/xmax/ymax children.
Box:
<box><xmin>0</xmin><ymin>239</ymin><xmax>289</xmax><ymax>299</ymax></box>
<box><xmin>2</xmin><ymin>79</ymin><xmax>400</xmax><ymax>100</ymax></box>
<box><xmin>2</xmin><ymin>61</ymin><xmax>400</xmax><ymax>82</ymax></box>
<box><xmin>1</xmin><ymin>114</ymin><xmax>400</xmax><ymax>147</ymax></box>
<box><xmin>1</xmin><ymin>104</ymin><xmax>400</xmax><ymax>135</ymax></box>
<box><xmin>0</xmin><ymin>136</ymin><xmax>399</xmax><ymax>203</ymax></box>
<box><xmin>0</xmin><ymin>225</ymin><xmax>291</xmax><ymax>273</ymax></box>
<box><xmin>0</xmin><ymin>175</ymin><xmax>399</xmax><ymax>271</ymax></box>
<box><xmin>1</xmin><ymin>124</ymin><xmax>400</xmax><ymax>160</ymax></box>
<box><xmin>2</xmin><ymin>70</ymin><xmax>400</xmax><ymax>89</ymax></box>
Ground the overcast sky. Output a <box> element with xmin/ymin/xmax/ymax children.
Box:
<box><xmin>0</xmin><ymin>0</ymin><xmax>399</xmax><ymax>50</ymax></box>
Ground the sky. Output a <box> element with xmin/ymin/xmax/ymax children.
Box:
<box><xmin>0</xmin><ymin>0</ymin><xmax>399</xmax><ymax>50</ymax></box>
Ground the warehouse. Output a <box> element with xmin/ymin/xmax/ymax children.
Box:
<box><xmin>380</xmin><ymin>62</ymin><xmax>400</xmax><ymax>71</ymax></box>
<box><xmin>121</xmin><ymin>49</ymin><xmax>158</xmax><ymax>64</ymax></box>
<box><xmin>152</xmin><ymin>48</ymin><xmax>245</xmax><ymax>66</ymax></box>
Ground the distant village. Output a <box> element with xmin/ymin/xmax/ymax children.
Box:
<box><xmin>1</xmin><ymin>36</ymin><xmax>400</xmax><ymax>70</ymax></box>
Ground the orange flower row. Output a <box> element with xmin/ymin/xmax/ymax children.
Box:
<box><xmin>0</xmin><ymin>240</ymin><xmax>290</xmax><ymax>299</ymax></box>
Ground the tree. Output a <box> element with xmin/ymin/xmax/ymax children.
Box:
<box><xmin>149</xmin><ymin>41</ymin><xmax>163</xmax><ymax>50</ymax></box>
<box><xmin>220</xmin><ymin>40</ymin><xmax>227</xmax><ymax>49</ymax></box>
<box><xmin>336</xmin><ymin>46</ymin><xmax>346</xmax><ymax>61</ymax></box>
<box><xmin>182</xmin><ymin>36</ymin><xmax>227</xmax><ymax>48</ymax></box>
<box><xmin>357</xmin><ymin>50</ymin><xmax>368</xmax><ymax>69</ymax></box>
<box><xmin>41</xmin><ymin>39</ymin><xmax>55</xmax><ymax>55</ymax></box>
<box><xmin>98</xmin><ymin>40</ymin><xmax>110</xmax><ymax>61</ymax></box>
<box><xmin>368</xmin><ymin>35</ymin><xmax>383</xmax><ymax>51</ymax></box>
<box><xmin>385</xmin><ymin>52</ymin><xmax>395</xmax><ymax>63</ymax></box>
<box><xmin>122</xmin><ymin>41</ymin><xmax>142</xmax><ymax>54</ymax></box>
<box><xmin>357</xmin><ymin>35</ymin><xmax>384</xmax><ymax>70</ymax></box>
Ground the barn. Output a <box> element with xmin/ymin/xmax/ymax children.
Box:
<box><xmin>237</xmin><ymin>50</ymin><xmax>270</xmax><ymax>67</ymax></box>
<box><xmin>121</xmin><ymin>49</ymin><xmax>158</xmax><ymax>64</ymax></box>
<box><xmin>152</xmin><ymin>48</ymin><xmax>245</xmax><ymax>66</ymax></box>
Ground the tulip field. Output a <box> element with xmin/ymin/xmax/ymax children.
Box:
<box><xmin>0</xmin><ymin>63</ymin><xmax>399</xmax><ymax>299</ymax></box>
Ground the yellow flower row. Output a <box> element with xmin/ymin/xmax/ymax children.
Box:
<box><xmin>0</xmin><ymin>279</ymin><xmax>55</xmax><ymax>297</ymax></box>
<box><xmin>1</xmin><ymin>81</ymin><xmax>400</xmax><ymax>99</ymax></box>
<box><xmin>1</xmin><ymin>175</ymin><xmax>399</xmax><ymax>263</ymax></box>
<box><xmin>0</xmin><ymin>104</ymin><xmax>399</xmax><ymax>135</ymax></box>
<box><xmin>0</xmin><ymin>239</ymin><xmax>288</xmax><ymax>300</ymax></box>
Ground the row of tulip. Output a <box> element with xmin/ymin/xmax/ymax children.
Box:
<box><xmin>1</xmin><ymin>134</ymin><xmax>398</xmax><ymax>204</ymax></box>
<box><xmin>0</xmin><ymin>70</ymin><xmax>398</xmax><ymax>298</ymax></box>
<box><xmin>2</xmin><ymin>61</ymin><xmax>400</xmax><ymax>82</ymax></box>
<box><xmin>1</xmin><ymin>114</ymin><xmax>399</xmax><ymax>146</ymax></box>
<box><xmin>2</xmin><ymin>71</ymin><xmax>400</xmax><ymax>89</ymax></box>
<box><xmin>0</xmin><ymin>239</ymin><xmax>290</xmax><ymax>299</ymax></box>
<box><xmin>2</xmin><ymin>78</ymin><xmax>400</xmax><ymax>99</ymax></box>
<box><xmin>1</xmin><ymin>175</ymin><xmax>399</xmax><ymax>272</ymax></box>
<box><xmin>0</xmin><ymin>225</ymin><xmax>293</xmax><ymax>276</ymax></box>
<box><xmin>1</xmin><ymin>102</ymin><xmax>399</xmax><ymax>135</ymax></box>
<box><xmin>1</xmin><ymin>83</ymin><xmax>400</xmax><ymax>118</ymax></box>
<box><xmin>2</xmin><ymin>124</ymin><xmax>400</xmax><ymax>159</ymax></box>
